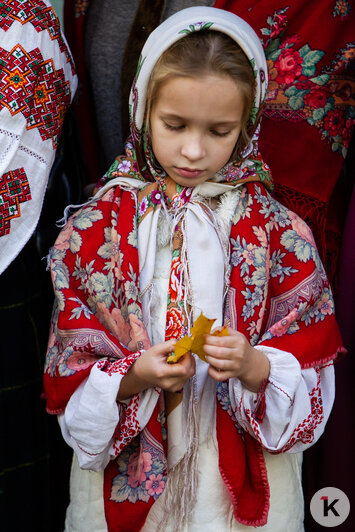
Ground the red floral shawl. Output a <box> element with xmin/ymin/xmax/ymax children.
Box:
<box><xmin>44</xmin><ymin>180</ymin><xmax>343</xmax><ymax>530</ymax></box>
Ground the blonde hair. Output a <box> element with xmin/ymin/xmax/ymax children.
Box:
<box><xmin>145</xmin><ymin>30</ymin><xmax>256</xmax><ymax>157</ymax></box>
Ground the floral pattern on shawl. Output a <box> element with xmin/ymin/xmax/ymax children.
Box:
<box><xmin>44</xmin><ymin>181</ymin><xmax>343</xmax><ymax>507</ymax></box>
<box><xmin>228</xmin><ymin>185</ymin><xmax>329</xmax><ymax>346</ymax></box>
<box><xmin>260</xmin><ymin>6</ymin><xmax>354</xmax><ymax>157</ymax></box>
<box><xmin>44</xmin><ymin>186</ymin><xmax>151</xmax><ymax>413</ymax></box>
<box><xmin>110</xmin><ymin>428</ymin><xmax>166</xmax><ymax>503</ymax></box>
<box><xmin>224</xmin><ymin>184</ymin><xmax>342</xmax><ymax>370</ymax></box>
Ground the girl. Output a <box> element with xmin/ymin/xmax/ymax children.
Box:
<box><xmin>44</xmin><ymin>6</ymin><xmax>343</xmax><ymax>532</ymax></box>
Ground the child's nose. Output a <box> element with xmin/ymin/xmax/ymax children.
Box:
<box><xmin>180</xmin><ymin>133</ymin><xmax>206</xmax><ymax>161</ymax></box>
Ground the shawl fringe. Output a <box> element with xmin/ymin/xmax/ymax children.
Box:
<box><xmin>160</xmin><ymin>381</ymin><xmax>200</xmax><ymax>530</ymax></box>
<box><xmin>299</xmin><ymin>346</ymin><xmax>347</xmax><ymax>370</ymax></box>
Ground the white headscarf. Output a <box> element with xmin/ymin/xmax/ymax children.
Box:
<box><xmin>131</xmin><ymin>6</ymin><xmax>268</xmax><ymax>131</ymax></box>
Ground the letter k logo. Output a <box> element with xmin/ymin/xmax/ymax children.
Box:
<box><xmin>321</xmin><ymin>496</ymin><xmax>340</xmax><ymax>517</ymax></box>
<box><xmin>311</xmin><ymin>488</ymin><xmax>350</xmax><ymax>527</ymax></box>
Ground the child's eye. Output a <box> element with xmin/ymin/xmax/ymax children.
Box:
<box><xmin>163</xmin><ymin>122</ymin><xmax>184</xmax><ymax>131</ymax></box>
<box><xmin>210</xmin><ymin>130</ymin><xmax>231</xmax><ymax>137</ymax></box>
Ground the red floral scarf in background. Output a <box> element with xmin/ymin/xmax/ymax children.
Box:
<box><xmin>215</xmin><ymin>0</ymin><xmax>354</xmax><ymax>288</ymax></box>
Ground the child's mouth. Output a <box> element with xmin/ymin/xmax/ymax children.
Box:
<box><xmin>175</xmin><ymin>167</ymin><xmax>204</xmax><ymax>178</ymax></box>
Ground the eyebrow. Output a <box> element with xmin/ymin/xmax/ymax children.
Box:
<box><xmin>159</xmin><ymin>112</ymin><xmax>241</xmax><ymax>126</ymax></box>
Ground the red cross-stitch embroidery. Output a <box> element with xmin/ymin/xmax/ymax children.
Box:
<box><xmin>0</xmin><ymin>44</ymin><xmax>71</xmax><ymax>148</ymax></box>
<box><xmin>0</xmin><ymin>167</ymin><xmax>31</xmax><ymax>236</ymax></box>
<box><xmin>0</xmin><ymin>0</ymin><xmax>75</xmax><ymax>73</ymax></box>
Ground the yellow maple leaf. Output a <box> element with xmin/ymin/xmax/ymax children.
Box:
<box><xmin>213</xmin><ymin>326</ymin><xmax>229</xmax><ymax>338</ymax></box>
<box><xmin>166</xmin><ymin>335</ymin><xmax>193</xmax><ymax>363</ymax></box>
<box><xmin>167</xmin><ymin>313</ymin><xmax>229</xmax><ymax>363</ymax></box>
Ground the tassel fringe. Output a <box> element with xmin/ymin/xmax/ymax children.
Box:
<box><xmin>159</xmin><ymin>378</ymin><xmax>199</xmax><ymax>531</ymax></box>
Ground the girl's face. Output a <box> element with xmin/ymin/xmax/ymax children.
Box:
<box><xmin>150</xmin><ymin>74</ymin><xmax>245</xmax><ymax>187</ymax></box>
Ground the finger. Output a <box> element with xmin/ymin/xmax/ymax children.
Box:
<box><xmin>166</xmin><ymin>353</ymin><xmax>195</xmax><ymax>377</ymax></box>
<box><xmin>203</xmin><ymin>343</ymin><xmax>235</xmax><ymax>360</ymax></box>
<box><xmin>210</xmin><ymin>324</ymin><xmax>237</xmax><ymax>333</ymax></box>
<box><xmin>165</xmin><ymin>338</ymin><xmax>177</xmax><ymax>350</ymax></box>
<box><xmin>208</xmin><ymin>365</ymin><xmax>232</xmax><ymax>382</ymax></box>
<box><xmin>205</xmin><ymin>332</ymin><xmax>244</xmax><ymax>348</ymax></box>
<box><xmin>178</xmin><ymin>352</ymin><xmax>196</xmax><ymax>371</ymax></box>
<box><xmin>205</xmin><ymin>354</ymin><xmax>234</xmax><ymax>372</ymax></box>
<box><xmin>210</xmin><ymin>325</ymin><xmax>225</xmax><ymax>334</ymax></box>
<box><xmin>154</xmin><ymin>339</ymin><xmax>177</xmax><ymax>355</ymax></box>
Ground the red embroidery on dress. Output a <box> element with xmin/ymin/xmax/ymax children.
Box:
<box><xmin>96</xmin><ymin>352</ymin><xmax>142</xmax><ymax>456</ymax></box>
<box><xmin>97</xmin><ymin>351</ymin><xmax>141</xmax><ymax>376</ymax></box>
<box><xmin>242</xmin><ymin>368</ymin><xmax>324</xmax><ymax>451</ymax></box>
<box><xmin>244</xmin><ymin>408</ymin><xmax>264</xmax><ymax>444</ymax></box>
<box><xmin>77</xmin><ymin>445</ymin><xmax>102</xmax><ymax>456</ymax></box>
<box><xmin>0</xmin><ymin>168</ymin><xmax>31</xmax><ymax>236</ymax></box>
<box><xmin>253</xmin><ymin>378</ymin><xmax>269</xmax><ymax>422</ymax></box>
<box><xmin>320</xmin><ymin>362</ymin><xmax>333</xmax><ymax>369</ymax></box>
<box><xmin>0</xmin><ymin>0</ymin><xmax>75</xmax><ymax>73</ymax></box>
<box><xmin>113</xmin><ymin>395</ymin><xmax>140</xmax><ymax>456</ymax></box>
<box><xmin>272</xmin><ymin>367</ymin><xmax>324</xmax><ymax>453</ymax></box>
<box><xmin>0</xmin><ymin>44</ymin><xmax>72</xmax><ymax>148</ymax></box>
<box><xmin>268</xmin><ymin>380</ymin><xmax>294</xmax><ymax>405</ymax></box>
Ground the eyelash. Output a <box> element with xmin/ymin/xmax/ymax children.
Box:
<box><xmin>163</xmin><ymin>123</ymin><xmax>231</xmax><ymax>137</ymax></box>
<box><xmin>163</xmin><ymin>123</ymin><xmax>183</xmax><ymax>131</ymax></box>
<box><xmin>211</xmin><ymin>130</ymin><xmax>230</xmax><ymax>137</ymax></box>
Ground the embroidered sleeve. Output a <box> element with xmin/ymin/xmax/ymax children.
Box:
<box><xmin>229</xmin><ymin>346</ymin><xmax>335</xmax><ymax>453</ymax></box>
<box><xmin>58</xmin><ymin>354</ymin><xmax>160</xmax><ymax>471</ymax></box>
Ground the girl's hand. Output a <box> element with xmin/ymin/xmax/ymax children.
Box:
<box><xmin>203</xmin><ymin>328</ymin><xmax>270</xmax><ymax>392</ymax></box>
<box><xmin>117</xmin><ymin>339</ymin><xmax>196</xmax><ymax>401</ymax></box>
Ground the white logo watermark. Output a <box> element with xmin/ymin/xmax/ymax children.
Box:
<box><xmin>310</xmin><ymin>487</ymin><xmax>350</xmax><ymax>527</ymax></box>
